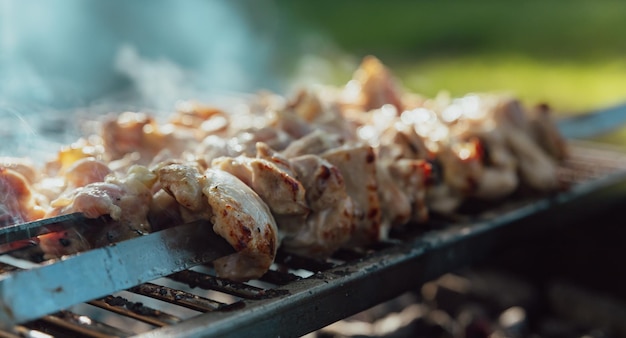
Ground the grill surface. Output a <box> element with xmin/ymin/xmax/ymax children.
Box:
<box><xmin>2</xmin><ymin>141</ymin><xmax>626</xmax><ymax>337</ymax></box>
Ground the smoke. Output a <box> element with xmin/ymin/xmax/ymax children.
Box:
<box><xmin>0</xmin><ymin>0</ymin><xmax>294</xmax><ymax>160</ymax></box>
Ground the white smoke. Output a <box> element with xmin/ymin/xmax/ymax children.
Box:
<box><xmin>0</xmin><ymin>0</ymin><xmax>292</xmax><ymax>160</ymax></box>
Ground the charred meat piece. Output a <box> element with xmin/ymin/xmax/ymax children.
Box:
<box><xmin>211</xmin><ymin>155</ymin><xmax>309</xmax><ymax>217</ymax></box>
<box><xmin>156</xmin><ymin>164</ymin><xmax>279</xmax><ymax>282</ymax></box>
<box><xmin>40</xmin><ymin>166</ymin><xmax>156</xmax><ymax>257</ymax></box>
<box><xmin>322</xmin><ymin>144</ymin><xmax>382</xmax><ymax>245</ymax></box>
<box><xmin>204</xmin><ymin>168</ymin><xmax>279</xmax><ymax>282</ymax></box>
<box><xmin>283</xmin><ymin>154</ymin><xmax>355</xmax><ymax>258</ymax></box>
<box><xmin>153</xmin><ymin>162</ymin><xmax>212</xmax><ymax>228</ymax></box>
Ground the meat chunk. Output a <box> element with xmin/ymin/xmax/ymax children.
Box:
<box><xmin>204</xmin><ymin>169</ymin><xmax>279</xmax><ymax>281</ymax></box>
<box><xmin>350</xmin><ymin>106</ymin><xmax>431</xmax><ymax>226</ymax></box>
<box><xmin>211</xmin><ymin>155</ymin><xmax>309</xmax><ymax>216</ymax></box>
<box><xmin>40</xmin><ymin>165</ymin><xmax>156</xmax><ymax>257</ymax></box>
<box><xmin>282</xmin><ymin>155</ymin><xmax>355</xmax><ymax>257</ymax></box>
<box><xmin>64</xmin><ymin>158</ymin><xmax>113</xmax><ymax>190</ymax></box>
<box><xmin>378</xmin><ymin>159</ymin><xmax>431</xmax><ymax>228</ymax></box>
<box><xmin>0</xmin><ymin>157</ymin><xmax>39</xmax><ymax>184</ymax></box>
<box><xmin>102</xmin><ymin>111</ymin><xmax>195</xmax><ymax>165</ymax></box>
<box><xmin>282</xmin><ymin>129</ymin><xmax>344</xmax><ymax>158</ymax></box>
<box><xmin>0</xmin><ymin>167</ymin><xmax>47</xmax><ymax>226</ymax></box>
<box><xmin>156</xmin><ymin>164</ymin><xmax>279</xmax><ymax>281</ymax></box>
<box><xmin>529</xmin><ymin>103</ymin><xmax>569</xmax><ymax>161</ymax></box>
<box><xmin>495</xmin><ymin>100</ymin><xmax>560</xmax><ymax>191</ymax></box>
<box><xmin>169</xmin><ymin>101</ymin><xmax>230</xmax><ymax>139</ymax></box>
<box><xmin>342</xmin><ymin>56</ymin><xmax>405</xmax><ymax>112</ymax></box>
<box><xmin>322</xmin><ymin>144</ymin><xmax>381</xmax><ymax>245</ymax></box>
<box><xmin>155</xmin><ymin>162</ymin><xmax>212</xmax><ymax>224</ymax></box>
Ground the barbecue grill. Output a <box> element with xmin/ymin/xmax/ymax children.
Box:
<box><xmin>2</xmin><ymin>105</ymin><xmax>626</xmax><ymax>337</ymax></box>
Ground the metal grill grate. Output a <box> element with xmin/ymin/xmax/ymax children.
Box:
<box><xmin>2</xmin><ymin>141</ymin><xmax>626</xmax><ymax>338</ymax></box>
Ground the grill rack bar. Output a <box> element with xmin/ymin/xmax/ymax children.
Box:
<box><xmin>1</xmin><ymin>142</ymin><xmax>626</xmax><ymax>337</ymax></box>
<box><xmin>139</xmin><ymin>153</ymin><xmax>626</xmax><ymax>338</ymax></box>
<box><xmin>128</xmin><ymin>282</ymin><xmax>224</xmax><ymax>313</ymax></box>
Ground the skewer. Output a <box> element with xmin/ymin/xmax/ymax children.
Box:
<box><xmin>0</xmin><ymin>219</ymin><xmax>235</xmax><ymax>328</ymax></box>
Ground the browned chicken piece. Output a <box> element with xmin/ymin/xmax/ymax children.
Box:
<box><xmin>505</xmin><ymin>129</ymin><xmax>560</xmax><ymax>191</ymax></box>
<box><xmin>287</xmin><ymin>89</ymin><xmax>325</xmax><ymax>123</ymax></box>
<box><xmin>322</xmin><ymin>144</ymin><xmax>382</xmax><ymax>245</ymax></box>
<box><xmin>43</xmin><ymin>137</ymin><xmax>107</xmax><ymax>178</ymax></box>
<box><xmin>447</xmin><ymin>97</ymin><xmax>521</xmax><ymax>198</ymax></box>
<box><xmin>155</xmin><ymin>164</ymin><xmax>279</xmax><ymax>281</ymax></box>
<box><xmin>495</xmin><ymin>100</ymin><xmax>561</xmax><ymax>191</ymax></box>
<box><xmin>155</xmin><ymin>162</ymin><xmax>212</xmax><ymax>223</ymax></box>
<box><xmin>280</xmin><ymin>154</ymin><xmax>355</xmax><ymax>257</ymax></box>
<box><xmin>0</xmin><ymin>167</ymin><xmax>47</xmax><ymax>226</ymax></box>
<box><xmin>0</xmin><ymin>157</ymin><xmax>39</xmax><ymax>184</ymax></box>
<box><xmin>40</xmin><ymin>165</ymin><xmax>157</xmax><ymax>257</ymax></box>
<box><xmin>102</xmin><ymin>111</ymin><xmax>195</xmax><ymax>165</ymax></box>
<box><xmin>377</xmin><ymin>123</ymin><xmax>430</xmax><ymax>161</ymax></box>
<box><xmin>440</xmin><ymin>100</ymin><xmax>520</xmax><ymax>200</ymax></box>
<box><xmin>385</xmin><ymin>159</ymin><xmax>431</xmax><ymax>224</ymax></box>
<box><xmin>255</xmin><ymin>143</ymin><xmax>356</xmax><ymax>257</ymax></box>
<box><xmin>102</xmin><ymin>111</ymin><xmax>153</xmax><ymax>160</ymax></box>
<box><xmin>341</xmin><ymin>56</ymin><xmax>405</xmax><ymax>113</ymax></box>
<box><xmin>211</xmin><ymin>154</ymin><xmax>309</xmax><ymax>216</ymax></box>
<box><xmin>375</xmin><ymin>160</ymin><xmax>412</xmax><ymax>233</ymax></box>
<box><xmin>170</xmin><ymin>101</ymin><xmax>230</xmax><ymax>139</ymax></box>
<box><xmin>288</xmin><ymin>89</ymin><xmax>357</xmax><ymax>142</ymax></box>
<box><xmin>196</xmin><ymin>135</ymin><xmax>240</xmax><ymax>162</ymax></box>
<box><xmin>148</xmin><ymin>189</ymin><xmax>183</xmax><ymax>231</ymax></box>
<box><xmin>469</xmin><ymin>130</ymin><xmax>519</xmax><ymax>200</ymax></box>
<box><xmin>349</xmin><ymin>106</ymin><xmax>432</xmax><ymax>226</ymax></box>
<box><xmin>425</xmin><ymin>140</ymin><xmax>484</xmax><ymax>215</ymax></box>
<box><xmin>282</xmin><ymin>129</ymin><xmax>344</xmax><ymax>158</ymax></box>
<box><xmin>197</xmin><ymin>126</ymin><xmax>293</xmax><ymax>163</ymax></box>
<box><xmin>268</xmin><ymin>109</ymin><xmax>314</xmax><ymax>140</ymax></box>
<box><xmin>64</xmin><ymin>158</ymin><xmax>112</xmax><ymax>190</ymax></box>
<box><xmin>204</xmin><ymin>168</ymin><xmax>279</xmax><ymax>282</ymax></box>
<box><xmin>529</xmin><ymin>103</ymin><xmax>569</xmax><ymax>161</ymax></box>
<box><xmin>254</xmin><ymin>142</ymin><xmax>294</xmax><ymax>172</ymax></box>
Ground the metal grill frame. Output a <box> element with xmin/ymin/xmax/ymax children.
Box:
<box><xmin>140</xmin><ymin>143</ymin><xmax>626</xmax><ymax>337</ymax></box>
<box><xmin>2</xmin><ymin>141</ymin><xmax>626</xmax><ymax>337</ymax></box>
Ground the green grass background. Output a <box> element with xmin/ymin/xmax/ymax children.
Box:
<box><xmin>278</xmin><ymin>0</ymin><xmax>626</xmax><ymax>116</ymax></box>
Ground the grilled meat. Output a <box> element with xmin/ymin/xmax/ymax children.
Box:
<box><xmin>39</xmin><ymin>165</ymin><xmax>156</xmax><ymax>257</ymax></box>
<box><xmin>204</xmin><ymin>168</ymin><xmax>279</xmax><ymax>282</ymax></box>
<box><xmin>0</xmin><ymin>56</ymin><xmax>569</xmax><ymax>281</ymax></box>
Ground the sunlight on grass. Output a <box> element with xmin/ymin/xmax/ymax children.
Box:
<box><xmin>397</xmin><ymin>55</ymin><xmax>626</xmax><ymax>115</ymax></box>
<box><xmin>301</xmin><ymin>53</ymin><xmax>626</xmax><ymax>117</ymax></box>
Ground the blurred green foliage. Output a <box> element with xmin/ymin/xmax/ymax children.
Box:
<box><xmin>279</xmin><ymin>0</ymin><xmax>626</xmax><ymax>113</ymax></box>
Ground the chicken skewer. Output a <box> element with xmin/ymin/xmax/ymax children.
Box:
<box><xmin>0</xmin><ymin>56</ymin><xmax>569</xmax><ymax>282</ymax></box>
